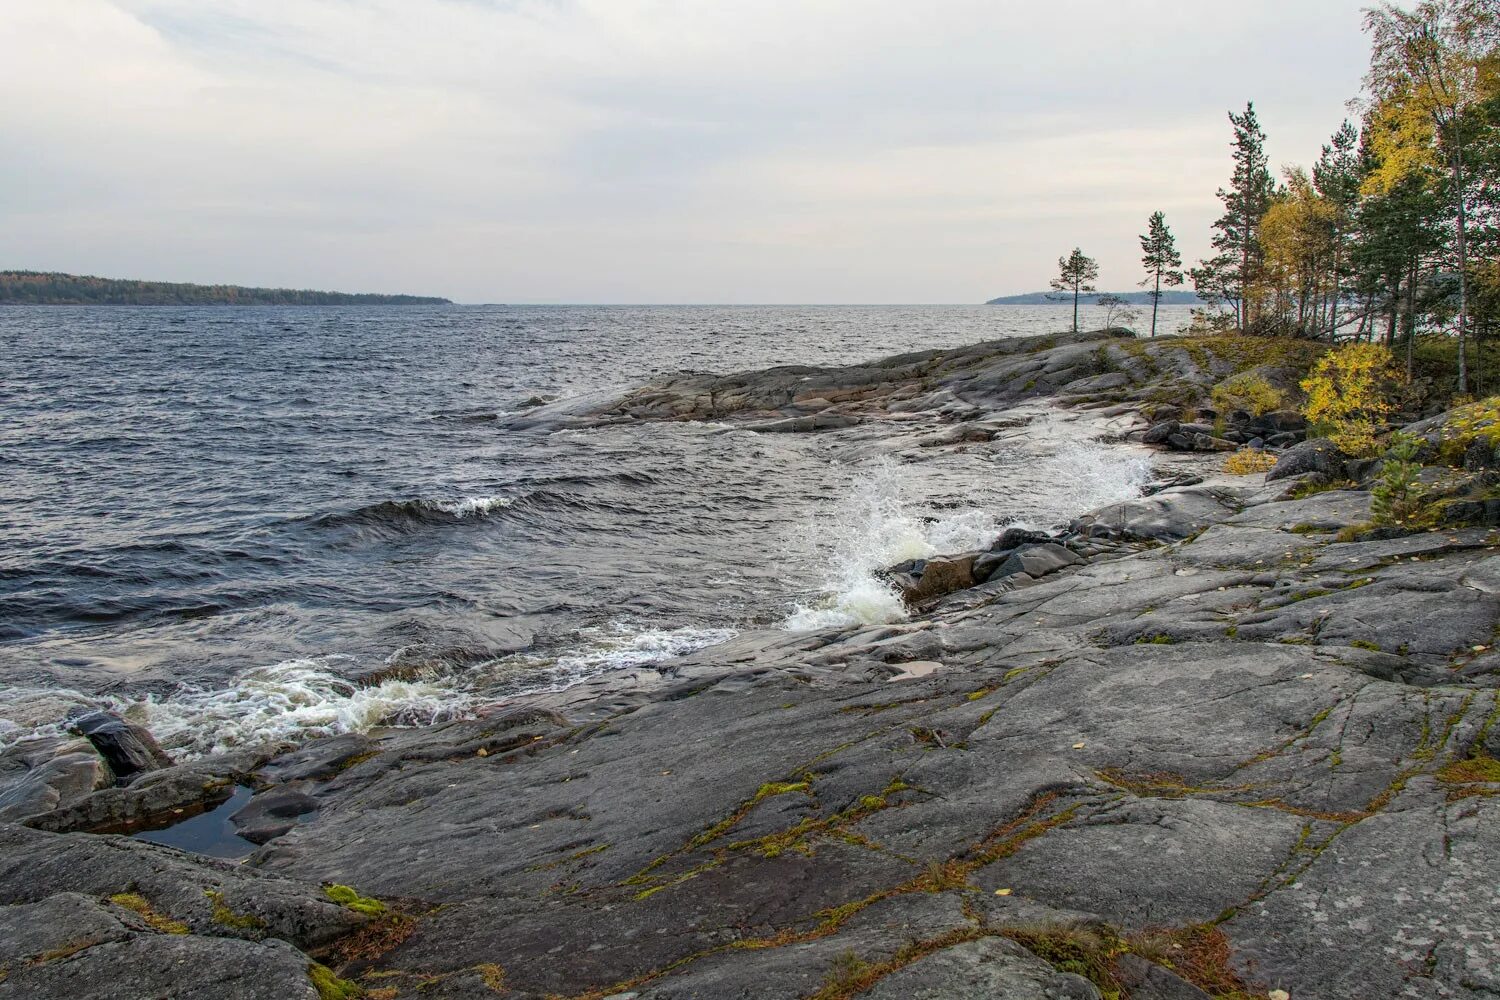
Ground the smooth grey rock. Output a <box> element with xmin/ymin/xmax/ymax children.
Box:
<box><xmin>0</xmin><ymin>934</ymin><xmax>321</xmax><ymax>1000</ymax></box>
<box><xmin>862</xmin><ymin>937</ymin><xmax>1091</xmax><ymax>999</ymax></box>
<box><xmin>0</xmin><ymin>737</ymin><xmax>111</xmax><ymax>824</ymax></box>
<box><xmin>0</xmin><ymin>824</ymin><xmax>365</xmax><ymax>949</ymax></box>
<box><xmin>0</xmin><ymin>893</ymin><xmax>132</xmax><ymax>966</ymax></box>
<box><xmin>992</xmin><ymin>542</ymin><xmax>1083</xmax><ymax>580</ymax></box>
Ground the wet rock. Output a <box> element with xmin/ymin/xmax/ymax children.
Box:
<box><xmin>900</xmin><ymin>554</ymin><xmax>978</xmax><ymax>605</ymax></box>
<box><xmin>67</xmin><ymin>711</ymin><xmax>173</xmax><ymax>780</ymax></box>
<box><xmin>1142</xmin><ymin>420</ymin><xmax>1178</xmax><ymax>444</ymax></box>
<box><xmin>24</xmin><ymin>747</ymin><xmax>275</xmax><ymax>835</ymax></box>
<box><xmin>1072</xmin><ymin>485</ymin><xmax>1245</xmax><ymax>542</ymax></box>
<box><xmin>989</xmin><ymin>542</ymin><xmax>1082</xmax><ymax>581</ymax></box>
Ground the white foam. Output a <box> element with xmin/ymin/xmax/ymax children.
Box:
<box><xmin>0</xmin><ymin>624</ymin><xmax>739</xmax><ymax>760</ymax></box>
<box><xmin>495</xmin><ymin>623</ymin><xmax>739</xmax><ymax>692</ymax></box>
<box><xmin>433</xmin><ymin>495</ymin><xmax>513</xmax><ymax>517</ymax></box>
<box><xmin>126</xmin><ymin>657</ymin><xmax>465</xmax><ymax>757</ymax></box>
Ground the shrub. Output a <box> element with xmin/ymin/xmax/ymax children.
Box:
<box><xmin>1224</xmin><ymin>449</ymin><xmax>1278</xmax><ymax>475</ymax></box>
<box><xmin>1211</xmin><ymin>372</ymin><xmax>1283</xmax><ymax>416</ymax></box>
<box><xmin>1301</xmin><ymin>343</ymin><xmax>1398</xmax><ymax>458</ymax></box>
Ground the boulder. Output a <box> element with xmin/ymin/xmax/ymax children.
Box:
<box><xmin>1265</xmin><ymin>438</ymin><xmax>1349</xmax><ymax>482</ymax></box>
<box><xmin>67</xmin><ymin>712</ymin><xmax>172</xmax><ymax>780</ymax></box>
<box><xmin>1142</xmin><ymin>421</ymin><xmax>1178</xmax><ymax>445</ymax></box>
<box><xmin>900</xmin><ymin>554</ymin><xmax>978</xmax><ymax>605</ymax></box>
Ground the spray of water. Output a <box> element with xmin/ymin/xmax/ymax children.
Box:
<box><xmin>784</xmin><ymin>442</ymin><xmax>1151</xmax><ymax>632</ymax></box>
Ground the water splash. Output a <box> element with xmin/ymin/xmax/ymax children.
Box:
<box><xmin>786</xmin><ymin>460</ymin><xmax>956</xmax><ymax>631</ymax></box>
<box><xmin>784</xmin><ymin>441</ymin><xmax>1151</xmax><ymax>632</ymax></box>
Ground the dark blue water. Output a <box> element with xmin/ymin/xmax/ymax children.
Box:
<box><xmin>1</xmin><ymin>304</ymin><xmax>1182</xmax><ymax>755</ymax></box>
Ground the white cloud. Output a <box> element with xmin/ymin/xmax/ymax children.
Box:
<box><xmin>0</xmin><ymin>0</ymin><xmax>1374</xmax><ymax>302</ymax></box>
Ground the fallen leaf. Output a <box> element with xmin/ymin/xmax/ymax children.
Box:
<box><xmin>476</xmin><ymin>747</ymin><xmax>488</xmax><ymax>757</ymax></box>
<box><xmin>1072</xmin><ymin>742</ymin><xmax>1086</xmax><ymax>749</ymax></box>
<box><xmin>994</xmin><ymin>888</ymin><xmax>1013</xmax><ymax>896</ymax></box>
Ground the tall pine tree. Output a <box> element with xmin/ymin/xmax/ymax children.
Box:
<box><xmin>1193</xmin><ymin>102</ymin><xmax>1275</xmax><ymax>331</ymax></box>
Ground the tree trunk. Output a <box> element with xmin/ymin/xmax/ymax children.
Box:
<box><xmin>1151</xmin><ymin>272</ymin><xmax>1160</xmax><ymax>338</ymax></box>
<box><xmin>1072</xmin><ymin>283</ymin><xmax>1079</xmax><ymax>334</ymax></box>
<box><xmin>1454</xmin><ymin>142</ymin><xmax>1469</xmax><ymax>394</ymax></box>
<box><xmin>1328</xmin><ymin>229</ymin><xmax>1340</xmax><ymax>343</ymax></box>
<box><xmin>1405</xmin><ymin>257</ymin><xmax>1418</xmax><ymax>381</ymax></box>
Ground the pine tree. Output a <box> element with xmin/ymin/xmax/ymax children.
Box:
<box><xmin>1138</xmin><ymin>211</ymin><xmax>1184</xmax><ymax>338</ymax></box>
<box><xmin>1194</xmin><ymin>102</ymin><xmax>1276</xmax><ymax>331</ymax></box>
<box><xmin>1313</xmin><ymin>121</ymin><xmax>1363</xmax><ymax>339</ymax></box>
<box><xmin>1050</xmin><ymin>248</ymin><xmax>1100</xmax><ymax>333</ymax></box>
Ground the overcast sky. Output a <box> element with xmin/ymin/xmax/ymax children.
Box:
<box><xmin>2</xmin><ymin>1</ymin><xmax>1377</xmax><ymax>303</ymax></box>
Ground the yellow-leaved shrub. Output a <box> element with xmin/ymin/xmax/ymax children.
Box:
<box><xmin>1224</xmin><ymin>449</ymin><xmax>1278</xmax><ymax>475</ymax></box>
<box><xmin>1300</xmin><ymin>343</ymin><xmax>1397</xmax><ymax>458</ymax></box>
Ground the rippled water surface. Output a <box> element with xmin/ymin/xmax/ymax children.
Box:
<box><xmin>1</xmin><ymin>304</ymin><xmax>1187</xmax><ymax>753</ymax></box>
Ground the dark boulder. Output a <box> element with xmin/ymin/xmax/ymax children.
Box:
<box><xmin>67</xmin><ymin>712</ymin><xmax>172</xmax><ymax>780</ymax></box>
<box><xmin>1142</xmin><ymin>420</ymin><xmax>1178</xmax><ymax>445</ymax></box>
<box><xmin>899</xmin><ymin>554</ymin><xmax>978</xmax><ymax>605</ymax></box>
<box><xmin>1266</xmin><ymin>438</ymin><xmax>1349</xmax><ymax>482</ymax></box>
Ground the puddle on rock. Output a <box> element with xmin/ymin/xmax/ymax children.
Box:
<box><xmin>128</xmin><ymin>784</ymin><xmax>258</xmax><ymax>859</ymax></box>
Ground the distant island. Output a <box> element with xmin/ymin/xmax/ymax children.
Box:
<box><xmin>985</xmin><ymin>290</ymin><xmax>1202</xmax><ymax>306</ymax></box>
<box><xmin>0</xmin><ymin>271</ymin><xmax>451</xmax><ymax>306</ymax></box>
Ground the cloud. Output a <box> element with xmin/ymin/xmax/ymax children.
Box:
<box><xmin>0</xmin><ymin>0</ymin><xmax>1375</xmax><ymax>302</ymax></box>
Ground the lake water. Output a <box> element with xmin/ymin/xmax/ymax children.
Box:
<box><xmin>0</xmin><ymin>304</ymin><xmax>1190</xmax><ymax>755</ymax></box>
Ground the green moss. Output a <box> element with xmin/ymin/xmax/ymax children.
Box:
<box><xmin>323</xmin><ymin>884</ymin><xmax>387</xmax><ymax>917</ymax></box>
<box><xmin>204</xmin><ymin>890</ymin><xmax>267</xmax><ymax>932</ymax></box>
<box><xmin>1350</xmin><ymin>640</ymin><xmax>1381</xmax><ymax>652</ymax></box>
<box><xmin>1002</xmin><ymin>922</ymin><xmax>1125</xmax><ymax>999</ymax></box>
<box><xmin>109</xmin><ymin>893</ymin><xmax>189</xmax><ymax>935</ymax></box>
<box><xmin>1438</xmin><ymin>753</ymin><xmax>1500</xmax><ymax>784</ymax></box>
<box><xmin>309</xmin><ymin>963</ymin><xmax>363</xmax><ymax>1000</ymax></box>
<box><xmin>1135</xmin><ymin>634</ymin><xmax>1175</xmax><ymax>645</ymax></box>
<box><xmin>473</xmin><ymin>963</ymin><xmax>506</xmax><ymax>993</ymax></box>
<box><xmin>1224</xmin><ymin>625</ymin><xmax>1239</xmax><ymax>638</ymax></box>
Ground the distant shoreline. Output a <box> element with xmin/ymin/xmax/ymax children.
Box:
<box><xmin>985</xmin><ymin>290</ymin><xmax>1202</xmax><ymax>306</ymax></box>
<box><xmin>0</xmin><ymin>270</ymin><xmax>450</xmax><ymax>306</ymax></box>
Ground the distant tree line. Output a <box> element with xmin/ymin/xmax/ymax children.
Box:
<box><xmin>0</xmin><ymin>271</ymin><xmax>450</xmax><ymax>306</ymax></box>
<box><xmin>1047</xmin><ymin>1</ymin><xmax>1500</xmax><ymax>392</ymax></box>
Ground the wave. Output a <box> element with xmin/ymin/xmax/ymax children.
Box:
<box><xmin>309</xmin><ymin>495</ymin><xmax>515</xmax><ymax>530</ymax></box>
<box><xmin>1</xmin><ymin>624</ymin><xmax>738</xmax><ymax>759</ymax></box>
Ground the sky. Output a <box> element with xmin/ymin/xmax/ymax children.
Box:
<box><xmin>1</xmin><ymin>1</ymin><xmax>1379</xmax><ymax>304</ymax></box>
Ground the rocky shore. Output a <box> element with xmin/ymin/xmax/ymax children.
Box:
<box><xmin>2</xmin><ymin>330</ymin><xmax>1498</xmax><ymax>999</ymax></box>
